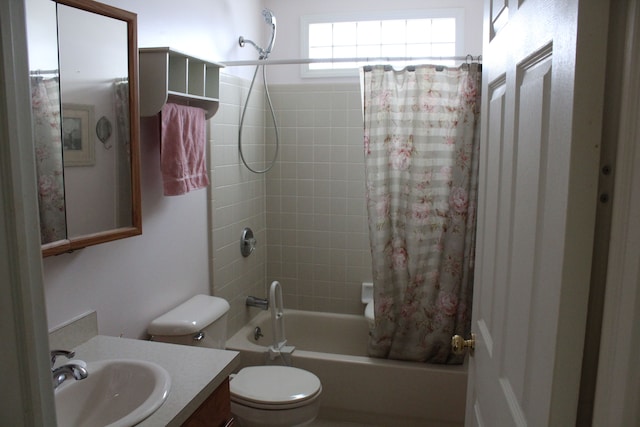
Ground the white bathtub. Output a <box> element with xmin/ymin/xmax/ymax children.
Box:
<box><xmin>226</xmin><ymin>309</ymin><xmax>467</xmax><ymax>427</ymax></box>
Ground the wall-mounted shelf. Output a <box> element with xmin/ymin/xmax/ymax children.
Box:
<box><xmin>139</xmin><ymin>47</ymin><xmax>224</xmax><ymax>120</ymax></box>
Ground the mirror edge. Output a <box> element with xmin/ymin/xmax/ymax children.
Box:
<box><xmin>43</xmin><ymin>0</ymin><xmax>141</xmax><ymax>257</ymax></box>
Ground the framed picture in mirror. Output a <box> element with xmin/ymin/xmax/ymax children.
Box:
<box><xmin>62</xmin><ymin>103</ymin><xmax>95</xmax><ymax>166</ymax></box>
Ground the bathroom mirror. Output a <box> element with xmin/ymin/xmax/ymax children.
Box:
<box><xmin>39</xmin><ymin>0</ymin><xmax>141</xmax><ymax>257</ymax></box>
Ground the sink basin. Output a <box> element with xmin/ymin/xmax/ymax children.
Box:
<box><xmin>55</xmin><ymin>359</ymin><xmax>171</xmax><ymax>427</ymax></box>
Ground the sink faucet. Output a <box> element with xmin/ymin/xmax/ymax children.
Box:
<box><xmin>50</xmin><ymin>349</ymin><xmax>88</xmax><ymax>389</ymax></box>
<box><xmin>52</xmin><ymin>364</ymin><xmax>88</xmax><ymax>389</ymax></box>
<box><xmin>50</xmin><ymin>349</ymin><xmax>74</xmax><ymax>367</ymax></box>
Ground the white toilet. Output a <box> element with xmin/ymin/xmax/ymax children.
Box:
<box><xmin>148</xmin><ymin>294</ymin><xmax>322</xmax><ymax>427</ymax></box>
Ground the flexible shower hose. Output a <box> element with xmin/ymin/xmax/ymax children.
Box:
<box><xmin>238</xmin><ymin>63</ymin><xmax>280</xmax><ymax>174</ymax></box>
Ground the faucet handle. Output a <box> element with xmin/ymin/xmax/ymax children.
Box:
<box><xmin>50</xmin><ymin>349</ymin><xmax>75</xmax><ymax>368</ymax></box>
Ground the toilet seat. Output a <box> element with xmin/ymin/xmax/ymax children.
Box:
<box><xmin>230</xmin><ymin>366</ymin><xmax>322</xmax><ymax>410</ymax></box>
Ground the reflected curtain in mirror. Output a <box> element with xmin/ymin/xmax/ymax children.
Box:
<box><xmin>30</xmin><ymin>76</ymin><xmax>66</xmax><ymax>243</ymax></box>
<box><xmin>114</xmin><ymin>78</ymin><xmax>132</xmax><ymax>227</ymax></box>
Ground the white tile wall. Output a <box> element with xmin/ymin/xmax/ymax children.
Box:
<box><xmin>211</xmin><ymin>75</ymin><xmax>373</xmax><ymax>336</ymax></box>
<box><xmin>210</xmin><ymin>73</ymin><xmax>267</xmax><ymax>334</ymax></box>
<box><xmin>264</xmin><ymin>83</ymin><xmax>372</xmax><ymax>315</ymax></box>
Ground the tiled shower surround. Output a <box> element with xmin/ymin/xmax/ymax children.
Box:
<box><xmin>211</xmin><ymin>73</ymin><xmax>372</xmax><ymax>334</ymax></box>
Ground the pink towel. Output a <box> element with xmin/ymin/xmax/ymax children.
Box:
<box><xmin>160</xmin><ymin>103</ymin><xmax>209</xmax><ymax>196</ymax></box>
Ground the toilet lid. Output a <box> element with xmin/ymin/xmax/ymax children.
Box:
<box><xmin>230</xmin><ymin>366</ymin><xmax>321</xmax><ymax>407</ymax></box>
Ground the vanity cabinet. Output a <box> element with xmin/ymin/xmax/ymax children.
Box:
<box><xmin>182</xmin><ymin>377</ymin><xmax>234</xmax><ymax>427</ymax></box>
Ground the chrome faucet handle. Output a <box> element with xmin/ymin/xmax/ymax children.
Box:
<box><xmin>50</xmin><ymin>349</ymin><xmax>75</xmax><ymax>368</ymax></box>
<box><xmin>52</xmin><ymin>363</ymin><xmax>88</xmax><ymax>389</ymax></box>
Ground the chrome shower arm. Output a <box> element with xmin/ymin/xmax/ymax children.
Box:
<box><xmin>239</xmin><ymin>9</ymin><xmax>276</xmax><ymax>60</ymax></box>
<box><xmin>238</xmin><ymin>36</ymin><xmax>265</xmax><ymax>58</ymax></box>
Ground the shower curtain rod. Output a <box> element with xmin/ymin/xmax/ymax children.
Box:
<box><xmin>222</xmin><ymin>55</ymin><xmax>481</xmax><ymax>67</ymax></box>
<box><xmin>29</xmin><ymin>69</ymin><xmax>59</xmax><ymax>76</ymax></box>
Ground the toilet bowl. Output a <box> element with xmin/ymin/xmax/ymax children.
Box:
<box><xmin>148</xmin><ymin>294</ymin><xmax>322</xmax><ymax>427</ymax></box>
<box><xmin>230</xmin><ymin>365</ymin><xmax>322</xmax><ymax>427</ymax></box>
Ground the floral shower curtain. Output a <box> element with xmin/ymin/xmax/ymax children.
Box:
<box><xmin>362</xmin><ymin>64</ymin><xmax>481</xmax><ymax>364</ymax></box>
<box><xmin>114</xmin><ymin>79</ymin><xmax>132</xmax><ymax>227</ymax></box>
<box><xmin>114</xmin><ymin>79</ymin><xmax>130</xmax><ymax>156</ymax></box>
<box><xmin>31</xmin><ymin>77</ymin><xmax>66</xmax><ymax>243</ymax></box>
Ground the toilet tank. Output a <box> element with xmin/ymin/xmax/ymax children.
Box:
<box><xmin>148</xmin><ymin>294</ymin><xmax>230</xmax><ymax>349</ymax></box>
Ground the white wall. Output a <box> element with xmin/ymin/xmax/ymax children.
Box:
<box><xmin>107</xmin><ymin>0</ymin><xmax>268</xmax><ymax>81</ymax></box>
<box><xmin>43</xmin><ymin>118</ymin><xmax>210</xmax><ymax>339</ymax></box>
<box><xmin>24</xmin><ymin>0</ymin><xmax>58</xmax><ymax>70</ymax></box>
<box><xmin>261</xmin><ymin>0</ymin><xmax>484</xmax><ymax>84</ymax></box>
<box><xmin>209</xmin><ymin>74</ymin><xmax>268</xmax><ymax>334</ymax></box>
<box><xmin>264</xmin><ymin>83</ymin><xmax>371</xmax><ymax>313</ymax></box>
<box><xmin>43</xmin><ymin>0</ymin><xmax>265</xmax><ymax>339</ymax></box>
<box><xmin>42</xmin><ymin>0</ymin><xmax>483</xmax><ymax>340</ymax></box>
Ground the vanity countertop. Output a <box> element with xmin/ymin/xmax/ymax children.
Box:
<box><xmin>70</xmin><ymin>335</ymin><xmax>239</xmax><ymax>426</ymax></box>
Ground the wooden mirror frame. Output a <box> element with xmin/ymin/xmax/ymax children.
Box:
<box><xmin>42</xmin><ymin>0</ymin><xmax>141</xmax><ymax>257</ymax></box>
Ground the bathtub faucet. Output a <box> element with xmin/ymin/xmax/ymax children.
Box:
<box><xmin>246</xmin><ymin>296</ymin><xmax>269</xmax><ymax>310</ymax></box>
<box><xmin>254</xmin><ymin>326</ymin><xmax>264</xmax><ymax>341</ymax></box>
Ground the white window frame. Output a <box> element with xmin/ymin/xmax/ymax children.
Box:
<box><xmin>300</xmin><ymin>9</ymin><xmax>465</xmax><ymax>78</ymax></box>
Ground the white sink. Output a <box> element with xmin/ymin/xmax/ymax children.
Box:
<box><xmin>55</xmin><ymin>359</ymin><xmax>171</xmax><ymax>427</ymax></box>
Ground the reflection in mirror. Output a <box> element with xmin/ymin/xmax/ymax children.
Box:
<box><xmin>57</xmin><ymin>4</ymin><xmax>131</xmax><ymax>238</ymax></box>
<box><xmin>26</xmin><ymin>0</ymin><xmax>66</xmax><ymax>243</ymax></box>
<box><xmin>29</xmin><ymin>0</ymin><xmax>141</xmax><ymax>257</ymax></box>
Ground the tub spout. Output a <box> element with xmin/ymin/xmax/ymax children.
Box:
<box><xmin>246</xmin><ymin>296</ymin><xmax>269</xmax><ymax>310</ymax></box>
<box><xmin>254</xmin><ymin>326</ymin><xmax>264</xmax><ymax>341</ymax></box>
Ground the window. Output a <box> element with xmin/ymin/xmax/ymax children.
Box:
<box><xmin>301</xmin><ymin>9</ymin><xmax>464</xmax><ymax>77</ymax></box>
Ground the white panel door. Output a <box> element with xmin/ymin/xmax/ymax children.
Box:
<box><xmin>466</xmin><ymin>0</ymin><xmax>610</xmax><ymax>425</ymax></box>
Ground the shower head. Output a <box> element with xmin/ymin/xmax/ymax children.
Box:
<box><xmin>262</xmin><ymin>8</ymin><xmax>276</xmax><ymax>26</ymax></box>
<box><xmin>238</xmin><ymin>9</ymin><xmax>277</xmax><ymax>60</ymax></box>
<box><xmin>262</xmin><ymin>9</ymin><xmax>276</xmax><ymax>58</ymax></box>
